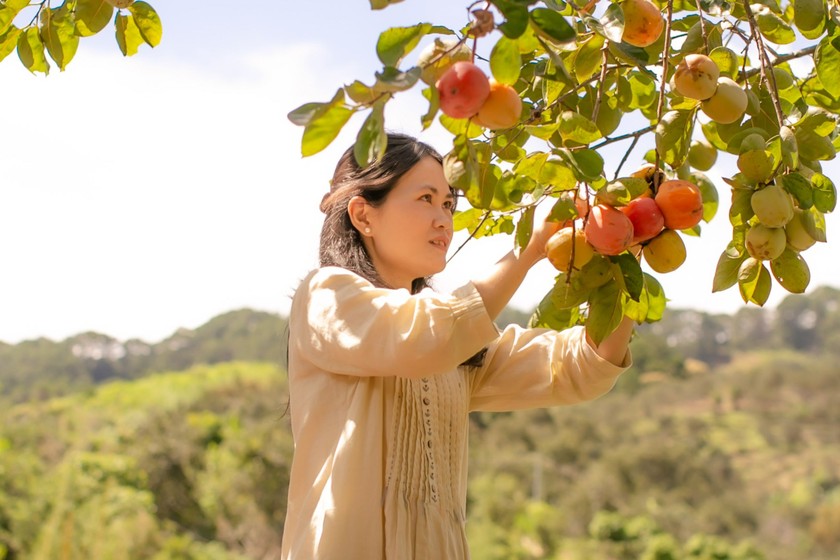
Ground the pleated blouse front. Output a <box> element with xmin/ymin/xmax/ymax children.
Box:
<box><xmin>280</xmin><ymin>267</ymin><xmax>629</xmax><ymax>560</ymax></box>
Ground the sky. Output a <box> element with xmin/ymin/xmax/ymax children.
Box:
<box><xmin>1</xmin><ymin>0</ymin><xmax>838</xmax><ymax>344</ymax></box>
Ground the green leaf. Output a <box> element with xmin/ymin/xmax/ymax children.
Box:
<box><xmin>573</xmin><ymin>34</ymin><xmax>604</xmax><ymax>83</ymax></box>
<box><xmin>712</xmin><ymin>242</ymin><xmax>747</xmax><ymax>292</ymax></box>
<box><xmin>374</xmin><ymin>66</ymin><xmax>421</xmax><ymax>93</ymax></box>
<box><xmin>129</xmin><ymin>2</ymin><xmax>162</xmax><ymax>48</ymax></box>
<box><xmin>345</xmin><ymin>80</ymin><xmax>379</xmax><ymax>105</ymax></box>
<box><xmin>586</xmin><ymin>281</ymin><xmax>625</xmax><ymax>346</ymax></box>
<box><xmin>551</xmin><ymin>271</ymin><xmax>593</xmax><ymax>309</ymax></box>
<box><xmin>794</xmin><ymin>0</ymin><xmax>826</xmax><ymax>33</ymax></box>
<box><xmin>353</xmin><ymin>100</ymin><xmax>387</xmax><ymax>167</ymax></box>
<box><xmin>420</xmin><ymin>86</ymin><xmax>440</xmax><ymax>130</ymax></box>
<box><xmin>41</xmin><ymin>7</ymin><xmax>79</xmax><ymax>71</ymax></box>
<box><xmin>595</xmin><ymin>177</ymin><xmax>649</xmax><ymax>206</ymax></box>
<box><xmin>445</xmin><ymin>135</ymin><xmax>497</xmax><ymax>209</ymax></box>
<box><xmin>454</xmin><ymin>208</ymin><xmax>485</xmax><ymax>232</ymax></box>
<box><xmin>75</xmin><ymin>0</ymin><xmax>114</xmax><ymax>37</ymax></box>
<box><xmin>376</xmin><ymin>23</ymin><xmax>431</xmax><ymax>68</ymax></box>
<box><xmin>729</xmin><ymin>187</ymin><xmax>755</xmax><ymax>227</ymax></box>
<box><xmin>529</xmin><ymin>8</ymin><xmax>576</xmax><ymax>44</ymax></box>
<box><xmin>0</xmin><ymin>25</ymin><xmax>21</xmax><ymax>63</ymax></box>
<box><xmin>708</xmin><ymin>46</ymin><xmax>739</xmax><ymax>79</ymax></box>
<box><xmin>17</xmin><ymin>26</ymin><xmax>49</xmax><ymax>75</ymax></box>
<box><xmin>115</xmin><ymin>12</ymin><xmax>144</xmax><ymax>56</ymax></box>
<box><xmin>491</xmin><ymin>0</ymin><xmax>530</xmax><ymax>38</ymax></box>
<box><xmin>802</xmin><ymin>206</ymin><xmax>827</xmax><ymax>242</ymax></box>
<box><xmin>557</xmin><ymin>111</ymin><xmax>602</xmax><ymax>145</ymax></box>
<box><xmin>514</xmin><ymin>152</ymin><xmax>576</xmax><ymax>190</ymax></box>
<box><xmin>613</xmin><ymin>253</ymin><xmax>644</xmax><ymax>302</ymax></box>
<box><xmin>756</xmin><ymin>8</ymin><xmax>796</xmax><ymax>44</ymax></box>
<box><xmin>489</xmin><ymin>36</ymin><xmax>521</xmax><ymax>85</ymax></box>
<box><xmin>738</xmin><ymin>257</ymin><xmax>772</xmax><ymax>306</ymax></box>
<box><xmin>770</xmin><ymin>248</ymin><xmax>810</xmax><ymax>294</ymax></box>
<box><xmin>598</xmin><ymin>3</ymin><xmax>624</xmax><ymax>43</ymax></box>
<box><xmin>516</xmin><ymin>206</ymin><xmax>535</xmax><ymax>253</ymax></box>
<box><xmin>623</xmin><ymin>273</ymin><xmax>666</xmax><ymax>323</ymax></box>
<box><xmin>300</xmin><ymin>90</ymin><xmax>353</xmax><ymax>157</ymax></box>
<box><xmin>779</xmin><ymin>125</ymin><xmax>799</xmax><ymax>170</ymax></box>
<box><xmin>369</xmin><ymin>0</ymin><xmax>404</xmax><ymax>9</ymax></box>
<box><xmin>530</xmin><ymin>290</ymin><xmax>581</xmax><ymax>330</ymax></box>
<box><xmin>811</xmin><ymin>172</ymin><xmax>837</xmax><ymax>212</ymax></box>
<box><xmin>815</xmin><ymin>35</ymin><xmax>840</xmax><ymax>97</ymax></box>
<box><xmin>287</xmin><ymin>102</ymin><xmax>327</xmax><ymax>127</ymax></box>
<box><xmin>779</xmin><ymin>172</ymin><xmax>814</xmax><ymax>209</ymax></box>
<box><xmin>562</xmin><ymin>148</ymin><xmax>604</xmax><ymax>182</ymax></box>
<box><xmin>0</xmin><ymin>0</ymin><xmax>28</xmax><ymax>35</ymax></box>
<box><xmin>689</xmin><ymin>172</ymin><xmax>719</xmax><ymax>223</ymax></box>
<box><xmin>655</xmin><ymin>109</ymin><xmax>694</xmax><ymax>168</ymax></box>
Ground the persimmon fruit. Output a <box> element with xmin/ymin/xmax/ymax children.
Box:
<box><xmin>654</xmin><ymin>179</ymin><xmax>704</xmax><ymax>230</ymax></box>
<box><xmin>474</xmin><ymin>81</ymin><xmax>523</xmax><ymax>130</ymax></box>
<box><xmin>436</xmin><ymin>61</ymin><xmax>490</xmax><ymax>119</ymax></box>
<box><xmin>584</xmin><ymin>204</ymin><xmax>635</xmax><ymax>255</ymax></box>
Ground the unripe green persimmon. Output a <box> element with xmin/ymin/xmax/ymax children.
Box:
<box><xmin>643</xmin><ymin>229</ymin><xmax>686</xmax><ymax>273</ymax></box>
<box><xmin>746</xmin><ymin>224</ymin><xmax>786</xmax><ymax>260</ymax></box>
<box><xmin>751</xmin><ymin>183</ymin><xmax>795</xmax><ymax>228</ymax></box>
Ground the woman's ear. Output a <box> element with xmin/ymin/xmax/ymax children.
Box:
<box><xmin>347</xmin><ymin>195</ymin><xmax>372</xmax><ymax>236</ymax></box>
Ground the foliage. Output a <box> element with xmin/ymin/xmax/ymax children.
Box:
<box><xmin>289</xmin><ymin>0</ymin><xmax>839</xmax><ymax>343</ymax></box>
<box><xmin>0</xmin><ymin>0</ymin><xmax>162</xmax><ymax>74</ymax></box>
<box><xmin>1</xmin><ymin>302</ymin><xmax>839</xmax><ymax>558</ymax></box>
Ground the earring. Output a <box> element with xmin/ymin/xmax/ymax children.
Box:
<box><xmin>364</xmin><ymin>227</ymin><xmax>371</xmax><ymax>234</ymax></box>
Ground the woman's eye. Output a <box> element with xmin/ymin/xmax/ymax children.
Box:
<box><xmin>443</xmin><ymin>200</ymin><xmax>455</xmax><ymax>211</ymax></box>
<box><xmin>420</xmin><ymin>194</ymin><xmax>433</xmax><ymax>203</ymax></box>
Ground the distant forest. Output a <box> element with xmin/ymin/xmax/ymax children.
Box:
<box><xmin>0</xmin><ymin>286</ymin><xmax>838</xmax><ymax>559</ymax></box>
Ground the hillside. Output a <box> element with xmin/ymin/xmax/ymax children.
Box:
<box><xmin>0</xmin><ymin>353</ymin><xmax>837</xmax><ymax>559</ymax></box>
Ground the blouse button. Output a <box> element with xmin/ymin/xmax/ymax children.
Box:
<box><xmin>422</xmin><ymin>397</ymin><xmax>430</xmax><ymax>405</ymax></box>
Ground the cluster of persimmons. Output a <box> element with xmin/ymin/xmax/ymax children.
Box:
<box><xmin>416</xmin><ymin>0</ymin><xmax>767</xmax><ymax>277</ymax></box>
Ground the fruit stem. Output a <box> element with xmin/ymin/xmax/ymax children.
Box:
<box><xmin>741</xmin><ymin>0</ymin><xmax>786</xmax><ymax>132</ymax></box>
<box><xmin>652</xmin><ymin>0</ymin><xmax>675</xmax><ymax>192</ymax></box>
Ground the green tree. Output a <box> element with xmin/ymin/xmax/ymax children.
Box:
<box><xmin>289</xmin><ymin>0</ymin><xmax>838</xmax><ymax>342</ymax></box>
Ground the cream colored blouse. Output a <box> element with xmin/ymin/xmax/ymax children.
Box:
<box><xmin>280</xmin><ymin>267</ymin><xmax>629</xmax><ymax>560</ymax></box>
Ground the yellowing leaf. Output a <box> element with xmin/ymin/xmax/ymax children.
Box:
<box><xmin>17</xmin><ymin>26</ymin><xmax>49</xmax><ymax>75</ymax></box>
<box><xmin>115</xmin><ymin>13</ymin><xmax>144</xmax><ymax>56</ymax></box>
<box><xmin>76</xmin><ymin>0</ymin><xmax>114</xmax><ymax>37</ymax></box>
<box><xmin>129</xmin><ymin>1</ymin><xmax>163</xmax><ymax>48</ymax></box>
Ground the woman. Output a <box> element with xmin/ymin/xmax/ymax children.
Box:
<box><xmin>281</xmin><ymin>133</ymin><xmax>634</xmax><ymax>559</ymax></box>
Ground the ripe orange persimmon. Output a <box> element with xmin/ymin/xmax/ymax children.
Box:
<box><xmin>654</xmin><ymin>179</ymin><xmax>704</xmax><ymax>230</ymax></box>
<box><xmin>584</xmin><ymin>204</ymin><xmax>635</xmax><ymax>255</ymax></box>
<box><xmin>673</xmin><ymin>54</ymin><xmax>720</xmax><ymax>100</ymax></box>
<box><xmin>436</xmin><ymin>61</ymin><xmax>490</xmax><ymax>119</ymax></box>
<box><xmin>474</xmin><ymin>81</ymin><xmax>522</xmax><ymax>130</ymax></box>
<box><xmin>621</xmin><ymin>0</ymin><xmax>664</xmax><ymax>48</ymax></box>
<box><xmin>620</xmin><ymin>197</ymin><xmax>665</xmax><ymax>243</ymax></box>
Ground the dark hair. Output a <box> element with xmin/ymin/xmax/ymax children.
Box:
<box><xmin>319</xmin><ymin>132</ymin><xmax>443</xmax><ymax>293</ymax></box>
<box><xmin>318</xmin><ymin>132</ymin><xmax>486</xmax><ymax>368</ymax></box>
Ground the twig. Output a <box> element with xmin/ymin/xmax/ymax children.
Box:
<box><xmin>614</xmin><ymin>135</ymin><xmax>641</xmax><ymax>180</ymax></box>
<box><xmin>742</xmin><ymin>0</ymin><xmax>785</xmax><ymax>129</ymax></box>
<box><xmin>590</xmin><ymin>41</ymin><xmax>611</xmax><ymax>124</ymax></box>
<box><xmin>738</xmin><ymin>45</ymin><xmax>816</xmax><ymax>82</ymax></box>
<box><xmin>591</xmin><ymin>124</ymin><xmax>656</xmax><ymax>150</ymax></box>
<box><xmin>653</xmin><ymin>0</ymin><xmax>675</xmax><ymax>191</ymax></box>
<box><xmin>694</xmin><ymin>0</ymin><xmax>710</xmax><ymax>54</ymax></box>
<box><xmin>447</xmin><ymin>210</ymin><xmax>491</xmax><ymax>263</ymax></box>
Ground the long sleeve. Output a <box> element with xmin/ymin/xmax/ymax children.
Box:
<box><xmin>290</xmin><ymin>267</ymin><xmax>499</xmax><ymax>379</ymax></box>
<box><xmin>468</xmin><ymin>324</ymin><xmax>631</xmax><ymax>412</ymax></box>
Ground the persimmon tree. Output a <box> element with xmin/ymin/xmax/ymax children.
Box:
<box><xmin>290</xmin><ymin>0</ymin><xmax>838</xmax><ymax>343</ymax></box>
<box><xmin>0</xmin><ymin>0</ymin><xmax>161</xmax><ymax>74</ymax></box>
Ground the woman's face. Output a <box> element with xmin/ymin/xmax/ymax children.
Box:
<box><xmin>363</xmin><ymin>156</ymin><xmax>455</xmax><ymax>290</ymax></box>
